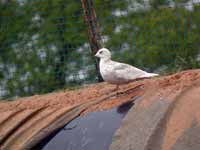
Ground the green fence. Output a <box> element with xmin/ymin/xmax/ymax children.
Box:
<box><xmin>0</xmin><ymin>0</ymin><xmax>199</xmax><ymax>99</ymax></box>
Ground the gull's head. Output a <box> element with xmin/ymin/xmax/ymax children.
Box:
<box><xmin>95</xmin><ymin>48</ymin><xmax>111</xmax><ymax>60</ymax></box>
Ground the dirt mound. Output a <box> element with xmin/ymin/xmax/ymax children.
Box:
<box><xmin>0</xmin><ymin>69</ymin><xmax>200</xmax><ymax>150</ymax></box>
<box><xmin>110</xmin><ymin>69</ymin><xmax>200</xmax><ymax>150</ymax></box>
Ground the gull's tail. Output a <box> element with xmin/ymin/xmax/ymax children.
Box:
<box><xmin>141</xmin><ymin>72</ymin><xmax>159</xmax><ymax>78</ymax></box>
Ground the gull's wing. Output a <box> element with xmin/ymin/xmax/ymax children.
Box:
<box><xmin>111</xmin><ymin>61</ymin><xmax>148</xmax><ymax>80</ymax></box>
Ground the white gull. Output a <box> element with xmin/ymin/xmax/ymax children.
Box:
<box><xmin>95</xmin><ymin>48</ymin><xmax>158</xmax><ymax>88</ymax></box>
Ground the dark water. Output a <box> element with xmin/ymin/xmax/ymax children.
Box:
<box><xmin>42</xmin><ymin>101</ymin><xmax>134</xmax><ymax>150</ymax></box>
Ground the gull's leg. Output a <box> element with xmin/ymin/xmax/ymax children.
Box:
<box><xmin>110</xmin><ymin>85</ymin><xmax>119</xmax><ymax>93</ymax></box>
<box><xmin>114</xmin><ymin>85</ymin><xmax>119</xmax><ymax>92</ymax></box>
<box><xmin>116</xmin><ymin>85</ymin><xmax>120</xmax><ymax>95</ymax></box>
<box><xmin>116</xmin><ymin>85</ymin><xmax>119</xmax><ymax>91</ymax></box>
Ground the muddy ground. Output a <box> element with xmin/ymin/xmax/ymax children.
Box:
<box><xmin>0</xmin><ymin>69</ymin><xmax>200</xmax><ymax>150</ymax></box>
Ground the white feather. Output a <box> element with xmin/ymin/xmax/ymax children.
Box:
<box><xmin>95</xmin><ymin>48</ymin><xmax>159</xmax><ymax>85</ymax></box>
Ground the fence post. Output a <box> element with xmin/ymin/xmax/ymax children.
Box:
<box><xmin>81</xmin><ymin>0</ymin><xmax>103</xmax><ymax>82</ymax></box>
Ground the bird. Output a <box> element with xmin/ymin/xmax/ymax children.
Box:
<box><xmin>95</xmin><ymin>48</ymin><xmax>158</xmax><ymax>90</ymax></box>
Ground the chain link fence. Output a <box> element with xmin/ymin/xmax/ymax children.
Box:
<box><xmin>0</xmin><ymin>0</ymin><xmax>199</xmax><ymax>100</ymax></box>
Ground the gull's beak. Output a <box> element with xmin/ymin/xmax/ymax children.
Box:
<box><xmin>95</xmin><ymin>52</ymin><xmax>99</xmax><ymax>57</ymax></box>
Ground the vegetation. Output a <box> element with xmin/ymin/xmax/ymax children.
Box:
<box><xmin>0</xmin><ymin>0</ymin><xmax>199</xmax><ymax>99</ymax></box>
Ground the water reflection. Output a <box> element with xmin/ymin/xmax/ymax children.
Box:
<box><xmin>42</xmin><ymin>102</ymin><xmax>134</xmax><ymax>150</ymax></box>
<box><xmin>117</xmin><ymin>101</ymin><xmax>134</xmax><ymax>114</ymax></box>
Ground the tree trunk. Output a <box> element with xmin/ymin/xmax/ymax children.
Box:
<box><xmin>81</xmin><ymin>0</ymin><xmax>103</xmax><ymax>82</ymax></box>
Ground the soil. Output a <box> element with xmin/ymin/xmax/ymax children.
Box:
<box><xmin>0</xmin><ymin>69</ymin><xmax>200</xmax><ymax>150</ymax></box>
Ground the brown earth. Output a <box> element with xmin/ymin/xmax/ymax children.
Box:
<box><xmin>0</xmin><ymin>69</ymin><xmax>200</xmax><ymax>150</ymax></box>
<box><xmin>110</xmin><ymin>69</ymin><xmax>200</xmax><ymax>150</ymax></box>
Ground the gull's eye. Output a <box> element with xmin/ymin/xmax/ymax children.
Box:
<box><xmin>99</xmin><ymin>51</ymin><xmax>103</xmax><ymax>54</ymax></box>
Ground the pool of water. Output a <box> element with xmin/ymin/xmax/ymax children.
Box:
<box><xmin>42</xmin><ymin>101</ymin><xmax>134</xmax><ymax>150</ymax></box>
